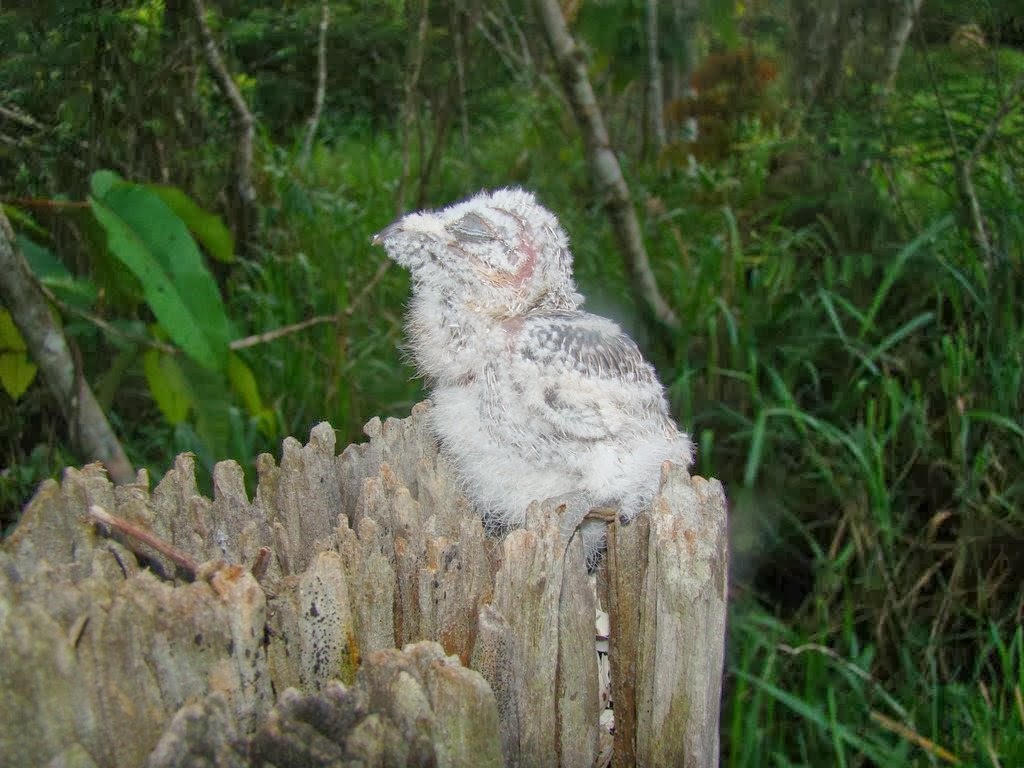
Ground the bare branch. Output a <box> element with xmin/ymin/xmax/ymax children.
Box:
<box><xmin>959</xmin><ymin>71</ymin><xmax>1024</xmax><ymax>263</ymax></box>
<box><xmin>533</xmin><ymin>0</ymin><xmax>680</xmax><ymax>331</ymax></box>
<box><xmin>45</xmin><ymin>273</ymin><xmax>383</xmax><ymax>357</ymax></box>
<box><xmin>343</xmin><ymin>259</ymin><xmax>392</xmax><ymax>318</ymax></box>
<box><xmin>965</xmin><ymin>71</ymin><xmax>1024</xmax><ymax>173</ymax></box>
<box><xmin>1</xmin><ymin>198</ymin><xmax>91</xmax><ymax>210</ymax></box>
<box><xmin>300</xmin><ymin>0</ymin><xmax>330</xmax><ymax>167</ymax></box>
<box><xmin>231</xmin><ymin>258</ymin><xmax>393</xmax><ymax>350</ymax></box>
<box><xmin>88</xmin><ymin>504</ymin><xmax>199</xmax><ymax>579</ymax></box>
<box><xmin>38</xmin><ymin>281</ymin><xmax>177</xmax><ymax>355</ymax></box>
<box><xmin>0</xmin><ymin>103</ymin><xmax>44</xmax><ymax>130</ymax></box>
<box><xmin>229</xmin><ymin>313</ymin><xmax>338</xmax><ymax>351</ymax></box>
<box><xmin>191</xmin><ymin>0</ymin><xmax>258</xmax><ymax>251</ymax></box>
<box><xmin>881</xmin><ymin>0</ymin><xmax>925</xmax><ymax>95</ymax></box>
<box><xmin>0</xmin><ymin>210</ymin><xmax>134</xmax><ymax>484</ymax></box>
<box><xmin>476</xmin><ymin>8</ymin><xmax>564</xmax><ymax>106</ymax></box>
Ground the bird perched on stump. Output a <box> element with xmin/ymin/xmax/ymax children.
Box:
<box><xmin>373</xmin><ymin>188</ymin><xmax>693</xmax><ymax>561</ymax></box>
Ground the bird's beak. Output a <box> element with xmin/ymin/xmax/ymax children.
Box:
<box><xmin>371</xmin><ymin>221</ymin><xmax>403</xmax><ymax>246</ymax></box>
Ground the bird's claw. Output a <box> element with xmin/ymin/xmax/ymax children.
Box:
<box><xmin>583</xmin><ymin>505</ymin><xmax>620</xmax><ymax>524</ymax></box>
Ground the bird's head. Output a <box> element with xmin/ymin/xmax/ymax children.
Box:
<box><xmin>372</xmin><ymin>188</ymin><xmax>582</xmax><ymax>315</ymax></box>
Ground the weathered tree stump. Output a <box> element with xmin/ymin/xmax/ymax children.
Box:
<box><xmin>0</xmin><ymin>402</ymin><xmax>727</xmax><ymax>767</ymax></box>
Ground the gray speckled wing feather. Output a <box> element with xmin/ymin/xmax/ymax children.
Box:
<box><xmin>513</xmin><ymin>311</ymin><xmax>664</xmax><ymax>442</ymax></box>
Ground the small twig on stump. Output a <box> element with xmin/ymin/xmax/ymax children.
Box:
<box><xmin>88</xmin><ymin>504</ymin><xmax>199</xmax><ymax>579</ymax></box>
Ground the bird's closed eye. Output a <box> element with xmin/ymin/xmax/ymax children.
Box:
<box><xmin>448</xmin><ymin>212</ymin><xmax>495</xmax><ymax>243</ymax></box>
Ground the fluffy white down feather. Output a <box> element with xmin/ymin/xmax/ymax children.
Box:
<box><xmin>373</xmin><ymin>188</ymin><xmax>693</xmax><ymax>559</ymax></box>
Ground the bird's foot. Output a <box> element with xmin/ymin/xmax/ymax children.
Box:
<box><xmin>584</xmin><ymin>505</ymin><xmax>620</xmax><ymax>524</ymax></box>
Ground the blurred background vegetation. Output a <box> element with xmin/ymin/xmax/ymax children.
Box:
<box><xmin>1</xmin><ymin>0</ymin><xmax>1022</xmax><ymax>764</ymax></box>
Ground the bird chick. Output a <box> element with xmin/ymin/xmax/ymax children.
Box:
<box><xmin>373</xmin><ymin>188</ymin><xmax>693</xmax><ymax>560</ymax></box>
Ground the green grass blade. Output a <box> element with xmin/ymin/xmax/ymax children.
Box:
<box><xmin>860</xmin><ymin>215</ymin><xmax>952</xmax><ymax>338</ymax></box>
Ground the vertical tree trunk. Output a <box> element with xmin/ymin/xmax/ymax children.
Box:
<box><xmin>417</xmin><ymin>89</ymin><xmax>454</xmax><ymax>209</ymax></box>
<box><xmin>789</xmin><ymin>0</ymin><xmax>842</xmax><ymax>108</ymax></box>
<box><xmin>880</xmin><ymin>0</ymin><xmax>924</xmax><ymax>94</ymax></box>
<box><xmin>300</xmin><ymin>0</ymin><xmax>330</xmax><ymax>168</ymax></box>
<box><xmin>646</xmin><ymin>0</ymin><xmax>666</xmax><ymax>156</ymax></box>
<box><xmin>450</xmin><ymin>0</ymin><xmax>471</xmax><ymax>155</ymax></box>
<box><xmin>814</xmin><ymin>0</ymin><xmax>857</xmax><ymax>106</ymax></box>
<box><xmin>667</xmin><ymin>0</ymin><xmax>700</xmax><ymax>105</ymax></box>
<box><xmin>0</xmin><ymin>210</ymin><xmax>134</xmax><ymax>484</ymax></box>
<box><xmin>396</xmin><ymin>0</ymin><xmax>430</xmax><ymax>215</ymax></box>
<box><xmin>533</xmin><ymin>0</ymin><xmax>680</xmax><ymax>332</ymax></box>
<box><xmin>191</xmin><ymin>0</ymin><xmax>257</xmax><ymax>254</ymax></box>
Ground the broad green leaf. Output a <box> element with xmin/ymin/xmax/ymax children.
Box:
<box><xmin>18</xmin><ymin>235</ymin><xmax>98</xmax><ymax>309</ymax></box>
<box><xmin>227</xmin><ymin>352</ymin><xmax>278</xmax><ymax>436</ymax></box>
<box><xmin>148</xmin><ymin>185</ymin><xmax>236</xmax><ymax>263</ymax></box>
<box><xmin>186</xmin><ymin>361</ymin><xmax>235</xmax><ymax>465</ymax></box>
<box><xmin>143</xmin><ymin>348</ymin><xmax>193</xmax><ymax>424</ymax></box>
<box><xmin>89</xmin><ymin>178</ymin><xmax>233</xmax><ymax>370</ymax></box>
<box><xmin>227</xmin><ymin>352</ymin><xmax>260</xmax><ymax>412</ymax></box>
<box><xmin>0</xmin><ymin>309</ymin><xmax>37</xmax><ymax>399</ymax></box>
<box><xmin>90</xmin><ymin>169</ymin><xmax>121</xmax><ymax>199</ymax></box>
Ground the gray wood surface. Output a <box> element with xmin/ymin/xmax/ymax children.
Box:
<box><xmin>0</xmin><ymin>401</ymin><xmax>727</xmax><ymax>767</ymax></box>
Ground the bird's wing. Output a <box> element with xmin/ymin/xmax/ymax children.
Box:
<box><xmin>509</xmin><ymin>311</ymin><xmax>668</xmax><ymax>443</ymax></box>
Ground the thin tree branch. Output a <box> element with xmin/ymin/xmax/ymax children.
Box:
<box><xmin>232</xmin><ymin>258</ymin><xmax>392</xmax><ymax>348</ymax></box>
<box><xmin>965</xmin><ymin>71</ymin><xmax>1024</xmax><ymax>172</ymax></box>
<box><xmin>880</xmin><ymin>0</ymin><xmax>924</xmax><ymax>95</ymax></box>
<box><xmin>0</xmin><ymin>103</ymin><xmax>44</xmax><ymax>130</ymax></box>
<box><xmin>1</xmin><ymin>198</ymin><xmax>91</xmax><ymax>210</ymax></box>
<box><xmin>959</xmin><ymin>71</ymin><xmax>1024</xmax><ymax>263</ymax></box>
<box><xmin>47</xmin><ymin>272</ymin><xmax>386</xmax><ymax>357</ymax></box>
<box><xmin>450</xmin><ymin>0</ymin><xmax>471</xmax><ymax>155</ymax></box>
<box><xmin>396</xmin><ymin>0</ymin><xmax>430</xmax><ymax>215</ymax></box>
<box><xmin>88</xmin><ymin>504</ymin><xmax>199</xmax><ymax>579</ymax></box>
<box><xmin>476</xmin><ymin>7</ymin><xmax>564</xmax><ymax>106</ymax></box>
<box><xmin>533</xmin><ymin>0</ymin><xmax>680</xmax><ymax>331</ymax></box>
<box><xmin>0</xmin><ymin>210</ymin><xmax>134</xmax><ymax>484</ymax></box>
<box><xmin>39</xmin><ymin>282</ymin><xmax>177</xmax><ymax>355</ymax></box>
<box><xmin>300</xmin><ymin>0</ymin><xmax>330</xmax><ymax>168</ymax></box>
<box><xmin>229</xmin><ymin>313</ymin><xmax>338</xmax><ymax>350</ymax></box>
<box><xmin>191</xmin><ymin>0</ymin><xmax>257</xmax><ymax>251</ymax></box>
<box><xmin>343</xmin><ymin>259</ymin><xmax>393</xmax><ymax>318</ymax></box>
<box><xmin>646</xmin><ymin>0</ymin><xmax>666</xmax><ymax>156</ymax></box>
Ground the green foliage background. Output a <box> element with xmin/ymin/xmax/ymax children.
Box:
<box><xmin>1</xmin><ymin>1</ymin><xmax>1022</xmax><ymax>765</ymax></box>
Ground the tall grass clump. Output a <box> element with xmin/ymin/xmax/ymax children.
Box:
<box><xmin>668</xmin><ymin>46</ymin><xmax>1024</xmax><ymax>763</ymax></box>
